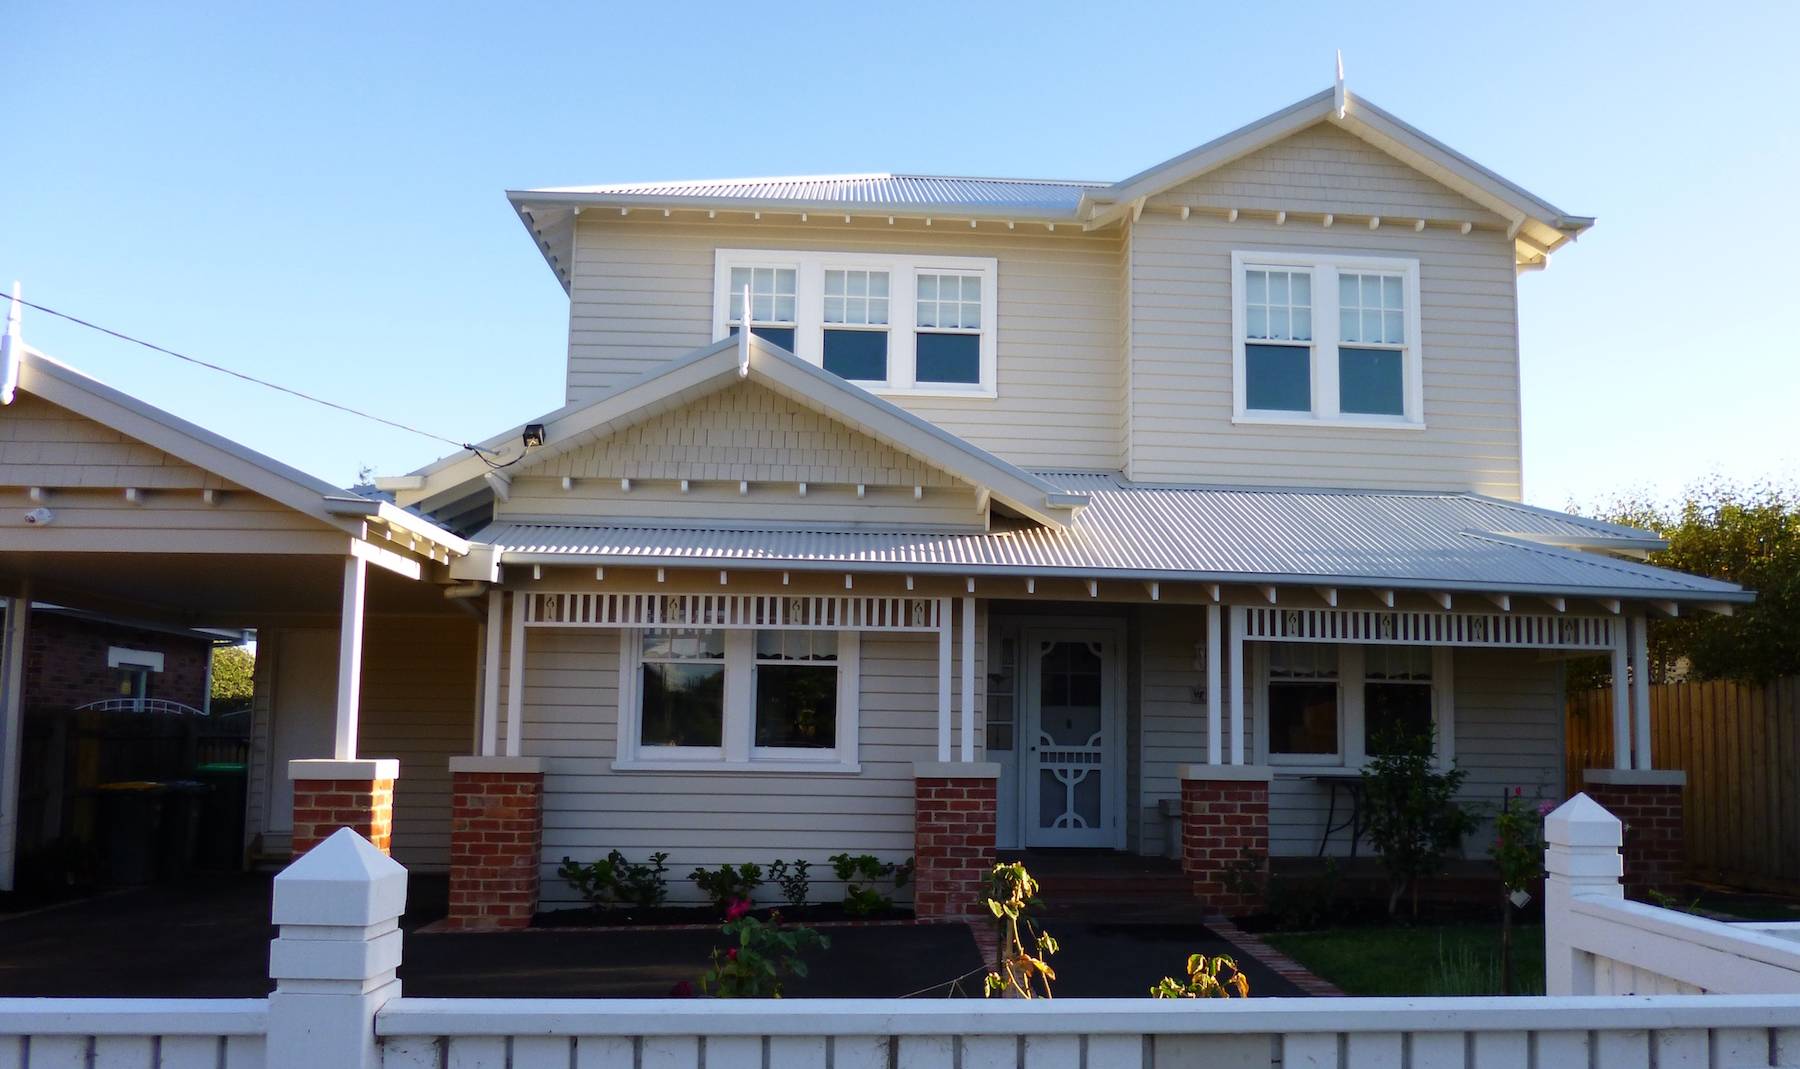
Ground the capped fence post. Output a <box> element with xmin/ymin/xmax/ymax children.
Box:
<box><xmin>1543</xmin><ymin>792</ymin><xmax>1623</xmax><ymax>996</ymax></box>
<box><xmin>268</xmin><ymin>827</ymin><xmax>408</xmax><ymax>1069</ymax></box>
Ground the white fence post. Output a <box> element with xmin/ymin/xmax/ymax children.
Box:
<box><xmin>267</xmin><ymin>827</ymin><xmax>408</xmax><ymax>1069</ymax></box>
<box><xmin>1544</xmin><ymin>792</ymin><xmax>1623</xmax><ymax>996</ymax></box>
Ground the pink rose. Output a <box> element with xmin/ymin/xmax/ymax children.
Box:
<box><xmin>669</xmin><ymin>980</ymin><xmax>694</xmax><ymax>997</ymax></box>
<box><xmin>726</xmin><ymin>947</ymin><xmax>739</xmax><ymax>961</ymax></box>
<box><xmin>725</xmin><ymin>898</ymin><xmax>753</xmax><ymax>921</ymax></box>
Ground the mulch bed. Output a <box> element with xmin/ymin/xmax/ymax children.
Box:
<box><xmin>533</xmin><ymin>903</ymin><xmax>913</xmax><ymax>930</ymax></box>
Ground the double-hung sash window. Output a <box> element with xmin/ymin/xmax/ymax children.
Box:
<box><xmin>619</xmin><ymin>627</ymin><xmax>861</xmax><ymax>772</ymax></box>
<box><xmin>714</xmin><ymin>250</ymin><xmax>998</xmax><ymax>397</ymax></box>
<box><xmin>1265</xmin><ymin>643</ymin><xmax>1342</xmax><ymax>763</ymax></box>
<box><xmin>1232</xmin><ymin>251</ymin><xmax>1423</xmax><ymax>427</ymax></box>
<box><xmin>1259</xmin><ymin>643</ymin><xmax>1455</xmax><ymax>768</ymax></box>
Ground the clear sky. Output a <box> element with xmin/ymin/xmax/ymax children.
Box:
<box><xmin>4</xmin><ymin>1</ymin><xmax>1796</xmax><ymax>510</ymax></box>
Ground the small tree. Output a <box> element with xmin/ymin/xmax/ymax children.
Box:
<box><xmin>1489</xmin><ymin>789</ymin><xmax>1550</xmax><ymax>995</ymax></box>
<box><xmin>1360</xmin><ymin>725</ymin><xmax>1475</xmax><ymax>919</ymax></box>
<box><xmin>210</xmin><ymin>645</ymin><xmax>255</xmax><ymax>703</ymax></box>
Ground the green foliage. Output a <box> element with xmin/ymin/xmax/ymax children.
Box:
<box><xmin>1360</xmin><ymin>725</ymin><xmax>1476</xmax><ymax>918</ymax></box>
<box><xmin>688</xmin><ymin>863</ymin><xmax>763</xmax><ymax>911</ymax></box>
<box><xmin>698</xmin><ymin>900</ymin><xmax>828</xmax><ymax>998</ymax></box>
<box><xmin>210</xmin><ymin>645</ymin><xmax>255</xmax><ymax>701</ymax></box>
<box><xmin>1577</xmin><ymin>479</ymin><xmax>1800</xmax><ymax>683</ymax></box>
<box><xmin>1151</xmin><ymin>952</ymin><xmax>1250</xmax><ymax>998</ymax></box>
<box><xmin>1490</xmin><ymin>791</ymin><xmax>1548</xmax><ymax>894</ymax></box>
<box><xmin>983</xmin><ymin>862</ymin><xmax>1058</xmax><ymax>998</ymax></box>
<box><xmin>768</xmin><ymin>859</ymin><xmax>811</xmax><ymax>909</ymax></box>
<box><xmin>1266</xmin><ymin>924</ymin><xmax>1546</xmax><ymax>996</ymax></box>
<box><xmin>828</xmin><ymin>853</ymin><xmax>912</xmax><ymax>915</ymax></box>
<box><xmin>558</xmin><ymin>850</ymin><xmax>670</xmax><ymax>909</ymax></box>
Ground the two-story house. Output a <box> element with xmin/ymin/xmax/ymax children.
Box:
<box><xmin>0</xmin><ymin>83</ymin><xmax>1748</xmax><ymax>920</ymax></box>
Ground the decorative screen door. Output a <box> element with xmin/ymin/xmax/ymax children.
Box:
<box><xmin>1023</xmin><ymin>626</ymin><xmax>1121</xmax><ymax>848</ymax></box>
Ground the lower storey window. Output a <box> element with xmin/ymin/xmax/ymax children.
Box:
<box><xmin>620</xmin><ymin>627</ymin><xmax>860</xmax><ymax>770</ymax></box>
<box><xmin>1262</xmin><ymin>643</ymin><xmax>1452</xmax><ymax>766</ymax></box>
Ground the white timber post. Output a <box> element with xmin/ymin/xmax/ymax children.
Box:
<box><xmin>334</xmin><ymin>556</ymin><xmax>368</xmax><ymax>762</ymax></box>
<box><xmin>1543</xmin><ymin>793</ymin><xmax>1623</xmax><ymax>996</ymax></box>
<box><xmin>1630</xmin><ymin>615</ymin><xmax>1652</xmax><ymax>771</ymax></box>
<box><xmin>0</xmin><ymin>583</ymin><xmax>29</xmax><ymax>891</ymax></box>
<box><xmin>480</xmin><ymin>592</ymin><xmax>502</xmax><ymax>757</ymax></box>
<box><xmin>936</xmin><ymin>598</ymin><xmax>952</xmax><ymax>762</ymax></box>
<box><xmin>1227</xmin><ymin>605</ymin><xmax>1246</xmax><ymax>765</ymax></box>
<box><xmin>1206</xmin><ymin>602</ymin><xmax>1222</xmax><ymax>765</ymax></box>
<box><xmin>959</xmin><ymin>595</ymin><xmax>976</xmax><ymax>762</ymax></box>
<box><xmin>267</xmin><ymin>827</ymin><xmax>408</xmax><ymax>1069</ymax></box>
<box><xmin>1610</xmin><ymin>619</ymin><xmax>1631</xmax><ymax>770</ymax></box>
<box><xmin>505</xmin><ymin>589</ymin><xmax>526</xmax><ymax>758</ymax></box>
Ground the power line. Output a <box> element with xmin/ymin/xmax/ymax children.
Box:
<box><xmin>4</xmin><ymin>291</ymin><xmax>513</xmax><ymax>464</ymax></box>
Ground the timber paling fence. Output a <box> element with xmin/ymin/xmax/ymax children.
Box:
<box><xmin>1568</xmin><ymin>676</ymin><xmax>1800</xmax><ymax>894</ymax></box>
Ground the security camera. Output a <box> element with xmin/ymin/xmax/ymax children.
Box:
<box><xmin>23</xmin><ymin>507</ymin><xmax>53</xmax><ymax>525</ymax></box>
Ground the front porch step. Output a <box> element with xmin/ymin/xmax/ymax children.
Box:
<box><xmin>999</xmin><ymin>851</ymin><xmax>1197</xmax><ymax>917</ymax></box>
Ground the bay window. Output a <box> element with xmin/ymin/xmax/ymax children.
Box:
<box><xmin>1232</xmin><ymin>251</ymin><xmax>1423</xmax><ymax>427</ymax></box>
<box><xmin>714</xmin><ymin>250</ymin><xmax>997</xmax><ymax>397</ymax></box>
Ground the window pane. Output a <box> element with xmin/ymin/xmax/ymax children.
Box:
<box><xmin>1247</xmin><ymin>270</ymin><xmax>1266</xmax><ymax>304</ymax></box>
<box><xmin>1269</xmin><ymin>273</ymin><xmax>1288</xmax><ymax>304</ymax></box>
<box><xmin>641</xmin><ymin>628</ymin><xmax>724</xmax><ymax>660</ymax></box>
<box><xmin>1365</xmin><ymin>682</ymin><xmax>1433</xmax><ymax>755</ymax></box>
<box><xmin>824</xmin><ymin>271</ymin><xmax>845</xmax><ymax>297</ymax></box>
<box><xmin>824</xmin><ymin>329</ymin><xmax>889</xmax><ymax>381</ymax></box>
<box><xmin>1340</xmin><ymin>307</ymin><xmax>1359</xmax><ymax>343</ymax></box>
<box><xmin>1247</xmin><ymin>306</ymin><xmax>1268</xmax><ymax>339</ymax></box>
<box><xmin>823</xmin><ymin>296</ymin><xmax>846</xmax><ymax>323</ymax></box>
<box><xmin>1384</xmin><ymin>310</ymin><xmax>1403</xmax><ymax>344</ymax></box>
<box><xmin>868</xmin><ymin>297</ymin><xmax>889</xmax><ymax>325</ymax></box>
<box><xmin>729</xmin><ymin>324</ymin><xmax>798</xmax><ymax>351</ymax></box>
<box><xmin>1339</xmin><ymin>273</ymin><xmax>1357</xmax><ymax>306</ymax></box>
<box><xmin>870</xmin><ymin>273</ymin><xmax>889</xmax><ymax>297</ymax></box>
<box><xmin>1291</xmin><ymin>272</ymin><xmax>1310</xmax><ymax>304</ymax></box>
<box><xmin>1269</xmin><ymin>682</ymin><xmax>1338</xmax><ymax>755</ymax></box>
<box><xmin>917</xmin><ymin>274</ymin><xmax>937</xmax><ymax>300</ymax></box>
<box><xmin>1292</xmin><ymin>307</ymin><xmax>1312</xmax><ymax>342</ymax></box>
<box><xmin>1382</xmin><ymin>275</ymin><xmax>1402</xmax><ymax>306</ymax></box>
<box><xmin>640</xmin><ymin>662</ymin><xmax>724</xmax><ymax>747</ymax></box>
<box><xmin>915</xmin><ymin>332</ymin><xmax>980</xmax><ymax>384</ymax></box>
<box><xmin>755</xmin><ymin>664</ymin><xmax>838</xmax><ymax>749</ymax></box>
<box><xmin>1245</xmin><ymin>343</ymin><xmax>1311</xmax><ymax>411</ymax></box>
<box><xmin>1339</xmin><ymin>346</ymin><xmax>1404</xmax><ymax>416</ymax></box>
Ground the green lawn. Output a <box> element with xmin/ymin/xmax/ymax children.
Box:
<box><xmin>1265</xmin><ymin>924</ymin><xmax>1544</xmax><ymax>996</ymax></box>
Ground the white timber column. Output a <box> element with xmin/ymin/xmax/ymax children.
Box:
<box><xmin>505</xmin><ymin>588</ymin><xmax>526</xmax><ymax>758</ymax></box>
<box><xmin>1630</xmin><ymin>614</ymin><xmax>1652</xmax><ymax>771</ymax></box>
<box><xmin>936</xmin><ymin>598</ymin><xmax>952</xmax><ymax>762</ymax></box>
<box><xmin>333</xmin><ymin>557</ymin><xmax>368</xmax><ymax>762</ymax></box>
<box><xmin>1206</xmin><ymin>602</ymin><xmax>1223</xmax><ymax>765</ymax></box>
<box><xmin>0</xmin><ymin>583</ymin><xmax>30</xmax><ymax>891</ymax></box>
<box><xmin>1227</xmin><ymin>605</ymin><xmax>1247</xmax><ymax>765</ymax></box>
<box><xmin>480</xmin><ymin>592</ymin><xmax>503</xmax><ymax>757</ymax></box>
<box><xmin>960</xmin><ymin>595</ymin><xmax>976</xmax><ymax>763</ymax></box>
<box><xmin>1610</xmin><ymin>618</ymin><xmax>1631</xmax><ymax>770</ymax></box>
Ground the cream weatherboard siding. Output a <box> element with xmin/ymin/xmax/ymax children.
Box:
<box><xmin>519</xmin><ymin>614</ymin><xmax>986</xmax><ymax>910</ymax></box>
<box><xmin>563</xmin><ymin>217</ymin><xmax>1124</xmax><ymax>471</ymax></box>
<box><xmin>1128</xmin><ymin>123</ymin><xmax>1526</xmax><ymax>496</ymax></box>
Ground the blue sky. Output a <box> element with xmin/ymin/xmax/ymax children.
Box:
<box><xmin>4</xmin><ymin>1</ymin><xmax>1796</xmax><ymax>509</ymax></box>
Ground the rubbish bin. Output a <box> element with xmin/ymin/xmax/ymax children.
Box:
<box><xmin>95</xmin><ymin>781</ymin><xmax>166</xmax><ymax>885</ymax></box>
<box><xmin>194</xmin><ymin>762</ymin><xmax>247</xmax><ymax>870</ymax></box>
<box><xmin>158</xmin><ymin>779</ymin><xmax>211</xmax><ymax>880</ymax></box>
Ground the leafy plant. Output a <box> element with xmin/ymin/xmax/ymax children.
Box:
<box><xmin>698</xmin><ymin>898</ymin><xmax>828</xmax><ymax>998</ymax></box>
<box><xmin>558</xmin><ymin>850</ymin><xmax>670</xmax><ymax>909</ymax></box>
<box><xmin>828</xmin><ymin>853</ymin><xmax>912</xmax><ymax>915</ymax></box>
<box><xmin>983</xmin><ymin>862</ymin><xmax>1059</xmax><ymax>998</ymax></box>
<box><xmin>1151</xmin><ymin>953</ymin><xmax>1250</xmax><ymax>998</ymax></box>
<box><xmin>1360</xmin><ymin>725</ymin><xmax>1476</xmax><ymax>919</ymax></box>
<box><xmin>688</xmin><ymin>862</ymin><xmax>763</xmax><ymax>911</ymax></box>
<box><xmin>768</xmin><ymin>859</ymin><xmax>811</xmax><ymax>909</ymax></box>
<box><xmin>1489</xmin><ymin>789</ymin><xmax>1551</xmax><ymax>994</ymax></box>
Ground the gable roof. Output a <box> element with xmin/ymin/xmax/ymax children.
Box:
<box><xmin>509</xmin><ymin>85</ymin><xmax>1591</xmax><ymax>286</ymax></box>
<box><xmin>14</xmin><ymin>347</ymin><xmax>468</xmax><ymax>557</ymax></box>
<box><xmin>381</xmin><ymin>334</ymin><xmax>1087</xmax><ymax>529</ymax></box>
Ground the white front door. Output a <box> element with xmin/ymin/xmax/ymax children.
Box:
<box><xmin>1023</xmin><ymin>626</ymin><xmax>1123</xmax><ymax>849</ymax></box>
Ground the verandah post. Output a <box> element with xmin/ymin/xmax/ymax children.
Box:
<box><xmin>268</xmin><ymin>827</ymin><xmax>408</xmax><ymax>1069</ymax></box>
<box><xmin>1542</xmin><ymin>792</ymin><xmax>1622</xmax><ymax>996</ymax></box>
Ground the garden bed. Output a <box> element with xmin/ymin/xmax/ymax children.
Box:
<box><xmin>534</xmin><ymin>903</ymin><xmax>914</xmax><ymax>929</ymax></box>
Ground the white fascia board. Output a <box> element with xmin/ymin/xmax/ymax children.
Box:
<box><xmin>506</xmin><ymin>188</ymin><xmax>1080</xmax><ymax>226</ymax></box>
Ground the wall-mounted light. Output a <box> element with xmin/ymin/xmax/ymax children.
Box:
<box><xmin>522</xmin><ymin>423</ymin><xmax>546</xmax><ymax>448</ymax></box>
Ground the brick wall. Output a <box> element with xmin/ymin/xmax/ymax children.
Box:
<box><xmin>913</xmin><ymin>774</ymin><xmax>997</xmax><ymax>921</ymax></box>
<box><xmin>25</xmin><ymin>611</ymin><xmax>211</xmax><ymax>711</ymax></box>
<box><xmin>1585</xmin><ymin>782</ymin><xmax>1684</xmax><ymax>900</ymax></box>
<box><xmin>291</xmin><ymin>778</ymin><xmax>394</xmax><ymax>857</ymax></box>
<box><xmin>1180</xmin><ymin>775</ymin><xmax>1269</xmax><ymax>917</ymax></box>
<box><xmin>447</xmin><ymin>768</ymin><xmax>545</xmax><ymax>931</ymax></box>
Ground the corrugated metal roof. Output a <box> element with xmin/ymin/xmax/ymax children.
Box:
<box><xmin>472</xmin><ymin>475</ymin><xmax>1745</xmax><ymax>600</ymax></box>
<box><xmin>530</xmin><ymin>174</ymin><xmax>1099</xmax><ymax>214</ymax></box>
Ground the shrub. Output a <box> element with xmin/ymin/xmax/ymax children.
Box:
<box><xmin>983</xmin><ymin>862</ymin><xmax>1058</xmax><ymax>998</ymax></box>
<box><xmin>768</xmin><ymin>859</ymin><xmax>811</xmax><ymax>909</ymax></box>
<box><xmin>828</xmin><ymin>853</ymin><xmax>912</xmax><ymax>915</ymax></box>
<box><xmin>1360</xmin><ymin>725</ymin><xmax>1476</xmax><ymax>919</ymax></box>
<box><xmin>698</xmin><ymin>898</ymin><xmax>829</xmax><ymax>998</ymax></box>
<box><xmin>1151</xmin><ymin>953</ymin><xmax>1250</xmax><ymax>998</ymax></box>
<box><xmin>558</xmin><ymin>850</ymin><xmax>670</xmax><ymax>909</ymax></box>
<box><xmin>689</xmin><ymin>863</ymin><xmax>764</xmax><ymax>911</ymax></box>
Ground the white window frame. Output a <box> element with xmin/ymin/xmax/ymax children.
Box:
<box><xmin>713</xmin><ymin>249</ymin><xmax>998</xmax><ymax>399</ymax></box>
<box><xmin>615</xmin><ymin>628</ymin><xmax>861</xmax><ymax>774</ymax></box>
<box><xmin>1255</xmin><ymin>644</ymin><xmax>1455</xmax><ymax>770</ymax></box>
<box><xmin>1231</xmin><ymin>250</ymin><xmax>1425</xmax><ymax>429</ymax></box>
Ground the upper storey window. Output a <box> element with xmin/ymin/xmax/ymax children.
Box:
<box><xmin>714</xmin><ymin>250</ymin><xmax>998</xmax><ymax>398</ymax></box>
<box><xmin>1231</xmin><ymin>251</ymin><xmax>1423</xmax><ymax>428</ymax></box>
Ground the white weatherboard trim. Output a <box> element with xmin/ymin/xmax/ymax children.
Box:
<box><xmin>1242</xmin><ymin>607</ymin><xmax>1617</xmax><ymax>650</ymax></box>
<box><xmin>522</xmin><ymin>592</ymin><xmax>945</xmax><ymax>632</ymax></box>
<box><xmin>1230</xmin><ymin>250</ymin><xmax>1424</xmax><ymax>427</ymax></box>
<box><xmin>712</xmin><ymin>248</ymin><xmax>999</xmax><ymax>399</ymax></box>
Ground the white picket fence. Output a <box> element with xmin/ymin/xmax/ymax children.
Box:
<box><xmin>0</xmin><ymin>796</ymin><xmax>1796</xmax><ymax>1069</ymax></box>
